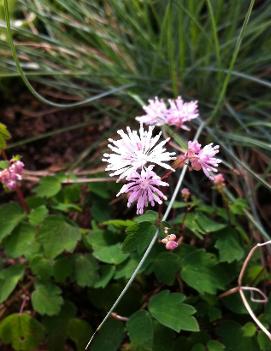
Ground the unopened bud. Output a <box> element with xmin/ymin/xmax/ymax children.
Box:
<box><xmin>181</xmin><ymin>188</ymin><xmax>190</xmax><ymax>201</ymax></box>
<box><xmin>213</xmin><ymin>173</ymin><xmax>225</xmax><ymax>189</ymax></box>
<box><xmin>165</xmin><ymin>240</ymin><xmax>179</xmax><ymax>251</ymax></box>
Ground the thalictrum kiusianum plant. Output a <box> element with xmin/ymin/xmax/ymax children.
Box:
<box><xmin>1</xmin><ymin>0</ymin><xmax>271</xmax><ymax>348</ymax></box>
<box><xmin>0</xmin><ymin>117</ymin><xmax>270</xmax><ymax>350</ymax></box>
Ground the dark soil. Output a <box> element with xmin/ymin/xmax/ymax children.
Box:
<box><xmin>1</xmin><ymin>86</ymin><xmax>113</xmax><ymax>171</ymax></box>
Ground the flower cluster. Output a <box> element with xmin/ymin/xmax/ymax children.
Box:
<box><xmin>136</xmin><ymin>96</ymin><xmax>199</xmax><ymax>130</ymax></box>
<box><xmin>161</xmin><ymin>234</ymin><xmax>179</xmax><ymax>251</ymax></box>
<box><xmin>185</xmin><ymin>141</ymin><xmax>221</xmax><ymax>179</ymax></box>
<box><xmin>0</xmin><ymin>159</ymin><xmax>24</xmax><ymax>190</ymax></box>
<box><xmin>103</xmin><ymin>96</ymin><xmax>221</xmax><ymax>214</ymax></box>
<box><xmin>103</xmin><ymin>125</ymin><xmax>176</xmax><ymax>214</ymax></box>
<box><xmin>117</xmin><ymin>166</ymin><xmax>168</xmax><ymax>215</ymax></box>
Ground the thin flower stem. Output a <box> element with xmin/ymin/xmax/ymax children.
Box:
<box><xmin>85</xmin><ymin>122</ymin><xmax>205</xmax><ymax>350</ymax></box>
<box><xmin>16</xmin><ymin>187</ymin><xmax>30</xmax><ymax>213</ymax></box>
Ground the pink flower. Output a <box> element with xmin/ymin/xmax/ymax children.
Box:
<box><xmin>165</xmin><ymin>240</ymin><xmax>179</xmax><ymax>250</ymax></box>
<box><xmin>181</xmin><ymin>188</ymin><xmax>190</xmax><ymax>201</ymax></box>
<box><xmin>187</xmin><ymin>141</ymin><xmax>201</xmax><ymax>155</ymax></box>
<box><xmin>135</xmin><ymin>97</ymin><xmax>168</xmax><ymax>126</ymax></box>
<box><xmin>187</xmin><ymin>141</ymin><xmax>221</xmax><ymax>179</ymax></box>
<box><xmin>161</xmin><ymin>234</ymin><xmax>176</xmax><ymax>244</ymax></box>
<box><xmin>117</xmin><ymin>166</ymin><xmax>168</xmax><ymax>214</ymax></box>
<box><xmin>166</xmin><ymin>97</ymin><xmax>199</xmax><ymax>129</ymax></box>
<box><xmin>0</xmin><ymin>160</ymin><xmax>24</xmax><ymax>190</ymax></box>
<box><xmin>103</xmin><ymin>125</ymin><xmax>176</xmax><ymax>180</ymax></box>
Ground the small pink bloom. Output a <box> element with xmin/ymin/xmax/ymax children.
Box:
<box><xmin>136</xmin><ymin>97</ymin><xmax>168</xmax><ymax>126</ymax></box>
<box><xmin>103</xmin><ymin>125</ymin><xmax>176</xmax><ymax>180</ymax></box>
<box><xmin>0</xmin><ymin>160</ymin><xmax>24</xmax><ymax>190</ymax></box>
<box><xmin>187</xmin><ymin>141</ymin><xmax>221</xmax><ymax>179</ymax></box>
<box><xmin>187</xmin><ymin>140</ymin><xmax>201</xmax><ymax>155</ymax></box>
<box><xmin>166</xmin><ymin>97</ymin><xmax>199</xmax><ymax>129</ymax></box>
<box><xmin>117</xmin><ymin>166</ymin><xmax>169</xmax><ymax>214</ymax></box>
<box><xmin>181</xmin><ymin>188</ymin><xmax>190</xmax><ymax>201</ymax></box>
<box><xmin>165</xmin><ymin>240</ymin><xmax>179</xmax><ymax>250</ymax></box>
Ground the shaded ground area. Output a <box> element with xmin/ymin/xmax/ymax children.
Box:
<box><xmin>2</xmin><ymin>87</ymin><xmax>113</xmax><ymax>171</ymax></box>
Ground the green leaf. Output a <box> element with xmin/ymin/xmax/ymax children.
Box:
<box><xmin>152</xmin><ymin>324</ymin><xmax>175</xmax><ymax>351</ymax></box>
<box><xmin>114</xmin><ymin>258</ymin><xmax>138</xmax><ymax>280</ymax></box>
<box><xmin>43</xmin><ymin>301</ymin><xmax>76</xmax><ymax>351</ymax></box>
<box><xmin>31</xmin><ymin>282</ymin><xmax>64</xmax><ymax>316</ymax></box>
<box><xmin>73</xmin><ymin>254</ymin><xmax>99</xmax><ymax>287</ymax></box>
<box><xmin>216</xmin><ymin>320</ymin><xmax>258</xmax><ymax>350</ymax></box>
<box><xmin>257</xmin><ymin>331</ymin><xmax>270</xmax><ymax>351</ymax></box>
<box><xmin>0</xmin><ymin>313</ymin><xmax>45</xmax><ymax>351</ymax></box>
<box><xmin>91</xmin><ymin>200</ymin><xmax>111</xmax><ymax>222</ymax></box>
<box><xmin>0</xmin><ymin>265</ymin><xmax>24</xmax><ymax>303</ymax></box>
<box><xmin>53</xmin><ymin>256</ymin><xmax>74</xmax><ymax>283</ymax></box>
<box><xmin>215</xmin><ymin>229</ymin><xmax>245</xmax><ymax>263</ymax></box>
<box><xmin>123</xmin><ymin>222</ymin><xmax>156</xmax><ymax>255</ymax></box>
<box><xmin>191</xmin><ymin>344</ymin><xmax>205</xmax><ymax>351</ymax></box>
<box><xmin>151</xmin><ymin>252</ymin><xmax>181</xmax><ymax>285</ymax></box>
<box><xmin>0</xmin><ymin>203</ymin><xmax>25</xmax><ymax>242</ymax></box>
<box><xmin>94</xmin><ymin>265</ymin><xmax>116</xmax><ymax>288</ymax></box>
<box><xmin>92</xmin><ymin>319</ymin><xmax>125</xmax><ymax>351</ymax></box>
<box><xmin>127</xmin><ymin>311</ymin><xmax>153</xmax><ymax>351</ymax></box>
<box><xmin>67</xmin><ymin>318</ymin><xmax>91</xmax><ymax>351</ymax></box>
<box><xmin>85</xmin><ymin>221</ymin><xmax>120</xmax><ymax>250</ymax></box>
<box><xmin>3</xmin><ymin>223</ymin><xmax>40</xmax><ymax>259</ymax></box>
<box><xmin>30</xmin><ymin>256</ymin><xmax>54</xmax><ymax>280</ymax></box>
<box><xmin>148</xmin><ymin>290</ymin><xmax>199</xmax><ymax>333</ymax></box>
<box><xmin>103</xmin><ymin>219</ymin><xmax>134</xmax><ymax>228</ymax></box>
<box><xmin>242</xmin><ymin>322</ymin><xmax>257</xmax><ymax>337</ymax></box>
<box><xmin>181</xmin><ymin>249</ymin><xmax>227</xmax><ymax>294</ymax></box>
<box><xmin>0</xmin><ymin>122</ymin><xmax>11</xmax><ymax>149</ymax></box>
<box><xmin>134</xmin><ymin>210</ymin><xmax>158</xmax><ymax>223</ymax></box>
<box><xmin>38</xmin><ymin>216</ymin><xmax>81</xmax><ymax>258</ymax></box>
<box><xmin>184</xmin><ymin>213</ymin><xmax>226</xmax><ymax>238</ymax></box>
<box><xmin>28</xmin><ymin>205</ymin><xmax>48</xmax><ymax>226</ymax></box>
<box><xmin>34</xmin><ymin>176</ymin><xmax>63</xmax><ymax>198</ymax></box>
<box><xmin>52</xmin><ymin>202</ymin><xmax>81</xmax><ymax>213</ymax></box>
<box><xmin>207</xmin><ymin>340</ymin><xmax>225</xmax><ymax>351</ymax></box>
<box><xmin>93</xmin><ymin>243</ymin><xmax>128</xmax><ymax>264</ymax></box>
<box><xmin>88</xmin><ymin>183</ymin><xmax>111</xmax><ymax>199</ymax></box>
<box><xmin>229</xmin><ymin>198</ymin><xmax>248</xmax><ymax>215</ymax></box>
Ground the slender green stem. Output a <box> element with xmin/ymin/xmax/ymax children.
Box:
<box><xmin>85</xmin><ymin>122</ymin><xmax>205</xmax><ymax>350</ymax></box>
<box><xmin>3</xmin><ymin>0</ymin><xmax>133</xmax><ymax>108</ymax></box>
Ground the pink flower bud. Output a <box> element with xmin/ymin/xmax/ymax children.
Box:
<box><xmin>213</xmin><ymin>173</ymin><xmax>225</xmax><ymax>187</ymax></box>
<box><xmin>165</xmin><ymin>240</ymin><xmax>179</xmax><ymax>251</ymax></box>
<box><xmin>181</xmin><ymin>188</ymin><xmax>190</xmax><ymax>201</ymax></box>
